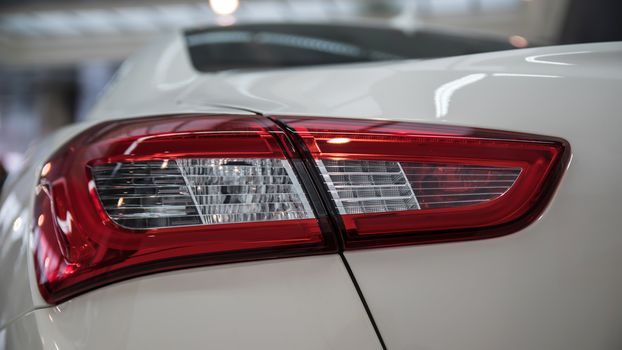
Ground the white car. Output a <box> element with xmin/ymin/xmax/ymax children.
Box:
<box><xmin>1</xmin><ymin>23</ymin><xmax>621</xmax><ymax>350</ymax></box>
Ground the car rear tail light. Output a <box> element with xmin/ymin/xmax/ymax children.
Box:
<box><xmin>275</xmin><ymin>117</ymin><xmax>569</xmax><ymax>248</ymax></box>
<box><xmin>34</xmin><ymin>114</ymin><xmax>568</xmax><ymax>303</ymax></box>
<box><xmin>34</xmin><ymin>115</ymin><xmax>333</xmax><ymax>304</ymax></box>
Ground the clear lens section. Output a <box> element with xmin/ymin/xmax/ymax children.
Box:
<box><xmin>91</xmin><ymin>159</ymin><xmax>314</xmax><ymax>229</ymax></box>
<box><xmin>318</xmin><ymin>160</ymin><xmax>419</xmax><ymax>214</ymax></box>
<box><xmin>318</xmin><ymin>159</ymin><xmax>521</xmax><ymax>214</ymax></box>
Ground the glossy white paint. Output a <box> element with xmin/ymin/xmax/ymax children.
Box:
<box><xmin>0</xmin><ymin>256</ymin><xmax>382</xmax><ymax>350</ymax></box>
<box><xmin>2</xmin><ymin>30</ymin><xmax>622</xmax><ymax>349</ymax></box>
<box><xmin>88</xmin><ymin>33</ymin><xmax>256</xmax><ymax>120</ymax></box>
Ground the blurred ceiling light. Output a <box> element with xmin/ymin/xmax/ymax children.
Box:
<box><xmin>509</xmin><ymin>35</ymin><xmax>529</xmax><ymax>48</ymax></box>
<box><xmin>209</xmin><ymin>0</ymin><xmax>240</xmax><ymax>16</ymax></box>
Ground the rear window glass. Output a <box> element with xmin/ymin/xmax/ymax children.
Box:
<box><xmin>185</xmin><ymin>23</ymin><xmax>517</xmax><ymax>72</ymax></box>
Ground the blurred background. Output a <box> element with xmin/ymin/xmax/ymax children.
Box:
<box><xmin>0</xmin><ymin>0</ymin><xmax>621</xmax><ymax>175</ymax></box>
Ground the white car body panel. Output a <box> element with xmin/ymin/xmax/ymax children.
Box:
<box><xmin>0</xmin><ymin>256</ymin><xmax>381</xmax><ymax>350</ymax></box>
<box><xmin>2</xmin><ymin>30</ymin><xmax>622</xmax><ymax>349</ymax></box>
<box><xmin>88</xmin><ymin>33</ymin><xmax>256</xmax><ymax>121</ymax></box>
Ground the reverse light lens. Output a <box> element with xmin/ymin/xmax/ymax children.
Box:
<box><xmin>92</xmin><ymin>158</ymin><xmax>314</xmax><ymax>229</ymax></box>
<box><xmin>276</xmin><ymin>117</ymin><xmax>569</xmax><ymax>248</ymax></box>
<box><xmin>318</xmin><ymin>160</ymin><xmax>420</xmax><ymax>214</ymax></box>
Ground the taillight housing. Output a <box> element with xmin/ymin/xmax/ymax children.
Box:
<box><xmin>34</xmin><ymin>115</ymin><xmax>334</xmax><ymax>304</ymax></box>
<box><xmin>34</xmin><ymin>114</ymin><xmax>569</xmax><ymax>303</ymax></box>
<box><xmin>276</xmin><ymin>117</ymin><xmax>569</xmax><ymax>248</ymax></box>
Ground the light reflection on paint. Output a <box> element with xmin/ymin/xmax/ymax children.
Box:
<box><xmin>525</xmin><ymin>51</ymin><xmax>590</xmax><ymax>66</ymax></box>
<box><xmin>12</xmin><ymin>217</ymin><xmax>23</xmax><ymax>231</ymax></box>
<box><xmin>434</xmin><ymin>74</ymin><xmax>486</xmax><ymax>119</ymax></box>
<box><xmin>41</xmin><ymin>162</ymin><xmax>52</xmax><ymax>177</ymax></box>
<box><xmin>327</xmin><ymin>137</ymin><xmax>351</xmax><ymax>144</ymax></box>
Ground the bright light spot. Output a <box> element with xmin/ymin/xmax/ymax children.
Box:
<box><xmin>327</xmin><ymin>137</ymin><xmax>351</xmax><ymax>145</ymax></box>
<box><xmin>117</xmin><ymin>197</ymin><xmax>125</xmax><ymax>207</ymax></box>
<box><xmin>2</xmin><ymin>151</ymin><xmax>25</xmax><ymax>172</ymax></box>
<box><xmin>209</xmin><ymin>0</ymin><xmax>239</xmax><ymax>16</ymax></box>
<box><xmin>509</xmin><ymin>35</ymin><xmax>529</xmax><ymax>48</ymax></box>
<box><xmin>41</xmin><ymin>162</ymin><xmax>52</xmax><ymax>177</ymax></box>
<box><xmin>161</xmin><ymin>159</ymin><xmax>169</xmax><ymax>169</ymax></box>
<box><xmin>38</xmin><ymin>214</ymin><xmax>45</xmax><ymax>227</ymax></box>
<box><xmin>12</xmin><ymin>217</ymin><xmax>23</xmax><ymax>231</ymax></box>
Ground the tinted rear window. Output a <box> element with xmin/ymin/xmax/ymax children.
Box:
<box><xmin>185</xmin><ymin>23</ymin><xmax>517</xmax><ymax>72</ymax></box>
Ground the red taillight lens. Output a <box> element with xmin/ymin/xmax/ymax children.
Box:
<box><xmin>275</xmin><ymin>117</ymin><xmax>569</xmax><ymax>248</ymax></box>
<box><xmin>34</xmin><ymin>114</ymin><xmax>569</xmax><ymax>303</ymax></box>
<box><xmin>34</xmin><ymin>115</ymin><xmax>333</xmax><ymax>304</ymax></box>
